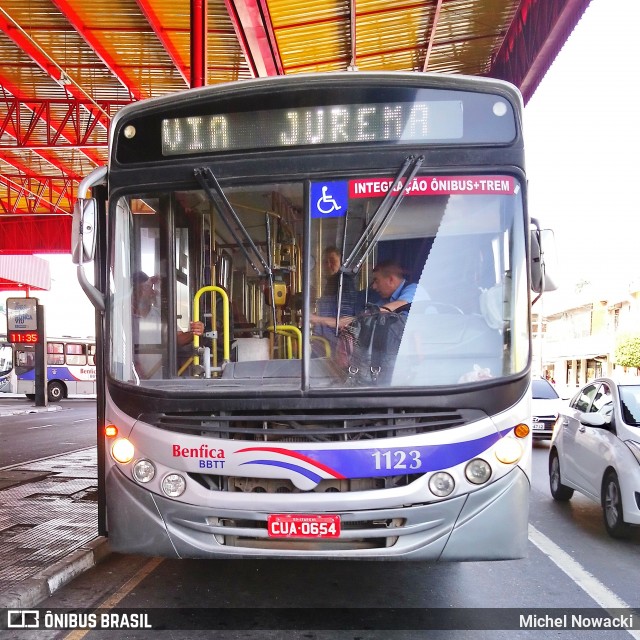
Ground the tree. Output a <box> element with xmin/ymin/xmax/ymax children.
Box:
<box><xmin>614</xmin><ymin>333</ymin><xmax>640</xmax><ymax>368</ymax></box>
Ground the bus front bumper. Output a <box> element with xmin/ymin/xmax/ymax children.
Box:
<box><xmin>105</xmin><ymin>465</ymin><xmax>530</xmax><ymax>560</ymax></box>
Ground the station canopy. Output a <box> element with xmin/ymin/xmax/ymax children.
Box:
<box><xmin>0</xmin><ymin>254</ymin><xmax>51</xmax><ymax>291</ymax></box>
<box><xmin>0</xmin><ymin>0</ymin><xmax>592</xmax><ymax>255</ymax></box>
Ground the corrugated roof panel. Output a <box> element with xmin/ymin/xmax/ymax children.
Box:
<box><xmin>3</xmin><ymin>0</ymin><xmax>128</xmax><ymax>98</ymax></box>
<box><xmin>0</xmin><ymin>0</ymin><xmax>590</xmax><ymax>225</ymax></box>
<box><xmin>355</xmin><ymin>0</ymin><xmax>430</xmax><ymax>71</ymax></box>
<box><xmin>0</xmin><ymin>254</ymin><xmax>51</xmax><ymax>290</ymax></box>
<box><xmin>207</xmin><ymin>2</ymin><xmax>254</xmax><ymax>83</ymax></box>
<box><xmin>0</xmin><ymin>32</ymin><xmax>64</xmax><ymax>100</ymax></box>
<box><xmin>269</xmin><ymin>0</ymin><xmax>349</xmax><ymax>73</ymax></box>
<box><xmin>426</xmin><ymin>0</ymin><xmax>520</xmax><ymax>74</ymax></box>
<box><xmin>67</xmin><ymin>0</ymin><xmax>187</xmax><ymax>98</ymax></box>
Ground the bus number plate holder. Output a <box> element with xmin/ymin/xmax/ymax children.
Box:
<box><xmin>267</xmin><ymin>514</ymin><xmax>340</xmax><ymax>538</ymax></box>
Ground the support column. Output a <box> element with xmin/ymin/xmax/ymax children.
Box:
<box><xmin>191</xmin><ymin>0</ymin><xmax>207</xmax><ymax>88</ymax></box>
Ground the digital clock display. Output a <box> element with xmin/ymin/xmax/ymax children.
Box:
<box><xmin>9</xmin><ymin>331</ymin><xmax>39</xmax><ymax>343</ymax></box>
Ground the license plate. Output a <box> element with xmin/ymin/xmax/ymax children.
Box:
<box><xmin>267</xmin><ymin>514</ymin><xmax>341</xmax><ymax>538</ymax></box>
<box><xmin>532</xmin><ymin>423</ymin><xmax>545</xmax><ymax>430</ymax></box>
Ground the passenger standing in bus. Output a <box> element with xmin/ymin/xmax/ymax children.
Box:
<box><xmin>310</xmin><ymin>246</ymin><xmax>361</xmax><ymax>330</ymax></box>
<box><xmin>132</xmin><ymin>271</ymin><xmax>204</xmax><ymax>378</ymax></box>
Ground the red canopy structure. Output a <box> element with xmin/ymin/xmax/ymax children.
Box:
<box><xmin>0</xmin><ymin>254</ymin><xmax>51</xmax><ymax>292</ymax></box>
<box><xmin>0</xmin><ymin>0</ymin><xmax>592</xmax><ymax>253</ymax></box>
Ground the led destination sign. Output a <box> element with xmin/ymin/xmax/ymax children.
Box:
<box><xmin>161</xmin><ymin>100</ymin><xmax>469</xmax><ymax>156</ymax></box>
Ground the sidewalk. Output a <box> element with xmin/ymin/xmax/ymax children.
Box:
<box><xmin>0</xmin><ymin>444</ymin><xmax>109</xmax><ymax>609</ymax></box>
<box><xmin>0</xmin><ymin>398</ymin><xmax>63</xmax><ymax>417</ymax></box>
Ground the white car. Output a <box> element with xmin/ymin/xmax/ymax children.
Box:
<box><xmin>549</xmin><ymin>377</ymin><xmax>640</xmax><ymax>538</ymax></box>
<box><xmin>531</xmin><ymin>378</ymin><xmax>563</xmax><ymax>440</ymax></box>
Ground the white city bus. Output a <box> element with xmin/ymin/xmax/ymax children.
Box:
<box><xmin>72</xmin><ymin>72</ymin><xmax>555</xmax><ymax>559</ymax></box>
<box><xmin>0</xmin><ymin>337</ymin><xmax>15</xmax><ymax>393</ymax></box>
<box><xmin>14</xmin><ymin>337</ymin><xmax>96</xmax><ymax>401</ymax></box>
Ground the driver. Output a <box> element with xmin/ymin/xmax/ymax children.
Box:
<box><xmin>370</xmin><ymin>261</ymin><xmax>417</xmax><ymax>313</ymax></box>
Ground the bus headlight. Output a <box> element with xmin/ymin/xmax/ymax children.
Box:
<box><xmin>465</xmin><ymin>458</ymin><xmax>492</xmax><ymax>485</ymax></box>
<box><xmin>428</xmin><ymin>472</ymin><xmax>455</xmax><ymax>497</ymax></box>
<box><xmin>494</xmin><ymin>437</ymin><xmax>523</xmax><ymax>464</ymax></box>
<box><xmin>111</xmin><ymin>438</ymin><xmax>135</xmax><ymax>464</ymax></box>
<box><xmin>162</xmin><ymin>474</ymin><xmax>186</xmax><ymax>497</ymax></box>
<box><xmin>132</xmin><ymin>459</ymin><xmax>156</xmax><ymax>483</ymax></box>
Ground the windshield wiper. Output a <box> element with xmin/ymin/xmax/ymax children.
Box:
<box><xmin>195</xmin><ymin>167</ymin><xmax>271</xmax><ymax>277</ymax></box>
<box><xmin>341</xmin><ymin>154</ymin><xmax>424</xmax><ymax>276</ymax></box>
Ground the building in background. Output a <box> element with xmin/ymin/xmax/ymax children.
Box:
<box><xmin>534</xmin><ymin>282</ymin><xmax>640</xmax><ymax>393</ymax></box>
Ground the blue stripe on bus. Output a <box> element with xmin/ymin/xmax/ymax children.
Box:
<box><xmin>241</xmin><ymin>427</ymin><xmax>514</xmax><ymax>480</ymax></box>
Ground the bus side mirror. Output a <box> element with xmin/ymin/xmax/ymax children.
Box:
<box><xmin>72</xmin><ymin>198</ymin><xmax>97</xmax><ymax>265</ymax></box>
<box><xmin>530</xmin><ymin>227</ymin><xmax>559</xmax><ymax>293</ymax></box>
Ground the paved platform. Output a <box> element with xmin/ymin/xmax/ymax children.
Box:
<box><xmin>0</xmin><ymin>447</ymin><xmax>108</xmax><ymax>609</ymax></box>
<box><xmin>0</xmin><ymin>396</ymin><xmax>63</xmax><ymax>417</ymax></box>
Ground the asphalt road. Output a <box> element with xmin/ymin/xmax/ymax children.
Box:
<box><xmin>0</xmin><ymin>398</ymin><xmax>96</xmax><ymax>467</ymax></box>
<box><xmin>2</xmin><ymin>407</ymin><xmax>639</xmax><ymax>640</ymax></box>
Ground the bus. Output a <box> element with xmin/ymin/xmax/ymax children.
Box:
<box><xmin>14</xmin><ymin>337</ymin><xmax>97</xmax><ymax>402</ymax></box>
<box><xmin>72</xmin><ymin>72</ymin><xmax>555</xmax><ymax>560</ymax></box>
<box><xmin>0</xmin><ymin>337</ymin><xmax>15</xmax><ymax>393</ymax></box>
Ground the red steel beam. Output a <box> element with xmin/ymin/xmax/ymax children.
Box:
<box><xmin>0</xmin><ymin>146</ymin><xmax>83</xmax><ymax>181</ymax></box>
<box><xmin>191</xmin><ymin>0</ymin><xmax>207</xmax><ymax>87</ymax></box>
<box><xmin>422</xmin><ymin>0</ymin><xmax>444</xmax><ymax>72</ymax></box>
<box><xmin>0</xmin><ymin>12</ymin><xmax>112</xmax><ymax>130</ymax></box>
<box><xmin>224</xmin><ymin>0</ymin><xmax>283</xmax><ymax>76</ymax></box>
<box><xmin>136</xmin><ymin>0</ymin><xmax>190</xmax><ymax>85</ymax></box>
<box><xmin>0</xmin><ymin>215</ymin><xmax>72</xmax><ymax>254</ymax></box>
<box><xmin>0</xmin><ymin>96</ymin><xmax>127</xmax><ymax>149</ymax></box>
<box><xmin>50</xmin><ymin>0</ymin><xmax>145</xmax><ymax>100</ymax></box>
<box><xmin>0</xmin><ymin>78</ymin><xmax>106</xmax><ymax>168</ymax></box>
<box><xmin>0</xmin><ymin>175</ymin><xmax>73</xmax><ymax>216</ymax></box>
<box><xmin>490</xmin><ymin>0</ymin><xmax>592</xmax><ymax>104</ymax></box>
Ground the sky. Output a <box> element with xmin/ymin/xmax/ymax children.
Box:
<box><xmin>525</xmin><ymin>0</ymin><xmax>640</xmax><ymax>290</ymax></box>
<box><xmin>1</xmin><ymin>0</ymin><xmax>633</xmax><ymax>336</ymax></box>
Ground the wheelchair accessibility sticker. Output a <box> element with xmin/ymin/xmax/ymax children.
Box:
<box><xmin>310</xmin><ymin>181</ymin><xmax>348</xmax><ymax>218</ymax></box>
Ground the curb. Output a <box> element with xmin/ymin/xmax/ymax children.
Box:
<box><xmin>0</xmin><ymin>537</ymin><xmax>111</xmax><ymax>609</ymax></box>
<box><xmin>0</xmin><ymin>405</ymin><xmax>63</xmax><ymax>417</ymax></box>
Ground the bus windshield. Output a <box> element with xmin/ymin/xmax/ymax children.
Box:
<box><xmin>109</xmin><ymin>171</ymin><xmax>527</xmax><ymax>390</ymax></box>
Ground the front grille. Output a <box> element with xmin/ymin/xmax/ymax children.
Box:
<box><xmin>140</xmin><ymin>407</ymin><xmax>484</xmax><ymax>443</ymax></box>
<box><xmin>187</xmin><ymin>473</ymin><xmax>419</xmax><ymax>493</ymax></box>
<box><xmin>205</xmin><ymin>515</ymin><xmax>405</xmax><ymax>549</ymax></box>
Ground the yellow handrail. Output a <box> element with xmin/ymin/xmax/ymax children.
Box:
<box><xmin>193</xmin><ymin>285</ymin><xmax>230</xmax><ymax>364</ymax></box>
<box><xmin>310</xmin><ymin>335</ymin><xmax>331</xmax><ymax>358</ymax></box>
<box><xmin>266</xmin><ymin>325</ymin><xmax>302</xmax><ymax>359</ymax></box>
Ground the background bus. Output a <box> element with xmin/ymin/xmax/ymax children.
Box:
<box><xmin>0</xmin><ymin>336</ymin><xmax>15</xmax><ymax>394</ymax></box>
<box><xmin>73</xmin><ymin>72</ymin><xmax>555</xmax><ymax>560</ymax></box>
<box><xmin>14</xmin><ymin>337</ymin><xmax>96</xmax><ymax>402</ymax></box>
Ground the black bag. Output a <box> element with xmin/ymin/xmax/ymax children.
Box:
<box><xmin>338</xmin><ymin>304</ymin><xmax>408</xmax><ymax>385</ymax></box>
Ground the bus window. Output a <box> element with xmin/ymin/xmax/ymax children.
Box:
<box><xmin>15</xmin><ymin>349</ymin><xmax>35</xmax><ymax>368</ymax></box>
<box><xmin>0</xmin><ymin>344</ymin><xmax>12</xmax><ymax>376</ymax></box>
<box><xmin>66</xmin><ymin>343</ymin><xmax>88</xmax><ymax>366</ymax></box>
<box><xmin>47</xmin><ymin>342</ymin><xmax>65</xmax><ymax>366</ymax></box>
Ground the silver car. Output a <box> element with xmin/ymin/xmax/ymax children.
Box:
<box><xmin>531</xmin><ymin>378</ymin><xmax>562</xmax><ymax>440</ymax></box>
<box><xmin>549</xmin><ymin>377</ymin><xmax>640</xmax><ymax>538</ymax></box>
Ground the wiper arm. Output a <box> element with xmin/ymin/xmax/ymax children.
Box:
<box><xmin>195</xmin><ymin>167</ymin><xmax>271</xmax><ymax>276</ymax></box>
<box><xmin>341</xmin><ymin>155</ymin><xmax>424</xmax><ymax>276</ymax></box>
